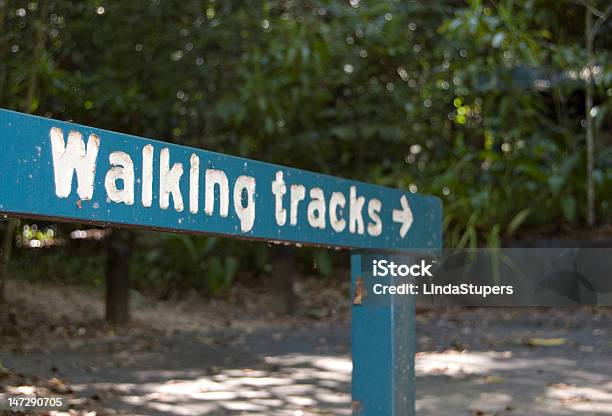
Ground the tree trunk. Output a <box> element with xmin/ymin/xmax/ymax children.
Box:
<box><xmin>105</xmin><ymin>229</ymin><xmax>131</xmax><ymax>325</ymax></box>
<box><xmin>0</xmin><ymin>0</ymin><xmax>8</xmax><ymax>104</ymax></box>
<box><xmin>23</xmin><ymin>1</ymin><xmax>47</xmax><ymax>113</ymax></box>
<box><xmin>585</xmin><ymin>1</ymin><xmax>595</xmax><ymax>227</ymax></box>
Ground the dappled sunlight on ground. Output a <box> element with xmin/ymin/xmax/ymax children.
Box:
<box><xmin>1</xmin><ymin>282</ymin><xmax>611</xmax><ymax>415</ymax></box>
<box><xmin>63</xmin><ymin>353</ymin><xmax>352</xmax><ymax>416</ymax></box>
<box><xmin>416</xmin><ymin>350</ymin><xmax>612</xmax><ymax>415</ymax></box>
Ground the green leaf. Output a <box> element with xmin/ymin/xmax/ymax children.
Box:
<box><xmin>548</xmin><ymin>175</ymin><xmax>564</xmax><ymax>195</ymax></box>
<box><xmin>561</xmin><ymin>195</ymin><xmax>576</xmax><ymax>222</ymax></box>
<box><xmin>313</xmin><ymin>250</ymin><xmax>333</xmax><ymax>278</ymax></box>
<box><xmin>507</xmin><ymin>208</ymin><xmax>531</xmax><ymax>236</ymax></box>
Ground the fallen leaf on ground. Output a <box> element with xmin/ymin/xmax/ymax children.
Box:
<box><xmin>49</xmin><ymin>376</ymin><xmax>73</xmax><ymax>394</ymax></box>
<box><xmin>526</xmin><ymin>337</ymin><xmax>566</xmax><ymax>347</ymax></box>
<box><xmin>482</xmin><ymin>375</ymin><xmax>504</xmax><ymax>384</ymax></box>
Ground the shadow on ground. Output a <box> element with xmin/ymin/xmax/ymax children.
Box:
<box><xmin>1</xmin><ymin>324</ymin><xmax>352</xmax><ymax>416</ymax></box>
<box><xmin>1</xmin><ymin>280</ymin><xmax>611</xmax><ymax>415</ymax></box>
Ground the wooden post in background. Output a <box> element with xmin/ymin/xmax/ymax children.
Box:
<box><xmin>105</xmin><ymin>229</ymin><xmax>131</xmax><ymax>325</ymax></box>
<box><xmin>270</xmin><ymin>245</ymin><xmax>296</xmax><ymax>315</ymax></box>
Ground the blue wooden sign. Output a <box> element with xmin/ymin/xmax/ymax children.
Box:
<box><xmin>0</xmin><ymin>108</ymin><xmax>443</xmax><ymax>416</ymax></box>
<box><xmin>0</xmin><ymin>108</ymin><xmax>441</xmax><ymax>250</ymax></box>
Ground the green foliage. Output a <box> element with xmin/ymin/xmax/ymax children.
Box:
<box><xmin>131</xmin><ymin>233</ymin><xmax>241</xmax><ymax>297</ymax></box>
<box><xmin>1</xmin><ymin>0</ymin><xmax>610</xmax><ymax>292</ymax></box>
<box><xmin>427</xmin><ymin>0</ymin><xmax>611</xmax><ymax>244</ymax></box>
<box><xmin>11</xmin><ymin>245</ymin><xmax>105</xmax><ymax>286</ymax></box>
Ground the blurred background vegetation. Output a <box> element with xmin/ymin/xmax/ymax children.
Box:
<box><xmin>0</xmin><ymin>0</ymin><xmax>610</xmax><ymax>298</ymax></box>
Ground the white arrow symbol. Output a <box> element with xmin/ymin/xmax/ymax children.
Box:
<box><xmin>392</xmin><ymin>195</ymin><xmax>413</xmax><ymax>238</ymax></box>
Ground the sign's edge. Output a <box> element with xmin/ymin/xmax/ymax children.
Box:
<box><xmin>0</xmin><ymin>107</ymin><xmax>442</xmax><ymax>205</ymax></box>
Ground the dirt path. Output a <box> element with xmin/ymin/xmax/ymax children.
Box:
<box><xmin>0</xmin><ymin>281</ymin><xmax>611</xmax><ymax>415</ymax></box>
<box><xmin>415</xmin><ymin>307</ymin><xmax>612</xmax><ymax>415</ymax></box>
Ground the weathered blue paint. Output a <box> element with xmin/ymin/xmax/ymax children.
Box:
<box><xmin>0</xmin><ymin>108</ymin><xmax>444</xmax><ymax>415</ymax></box>
<box><xmin>351</xmin><ymin>254</ymin><xmax>418</xmax><ymax>416</ymax></box>
<box><xmin>0</xmin><ymin>108</ymin><xmax>441</xmax><ymax>250</ymax></box>
<box><xmin>351</xmin><ymin>248</ymin><xmax>441</xmax><ymax>413</ymax></box>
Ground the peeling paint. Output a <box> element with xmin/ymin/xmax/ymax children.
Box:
<box><xmin>104</xmin><ymin>151</ymin><xmax>134</xmax><ymax>205</ymax></box>
<box><xmin>159</xmin><ymin>148</ymin><xmax>184</xmax><ymax>212</ymax></box>
<box><xmin>50</xmin><ymin>127</ymin><xmax>99</xmax><ymax>200</ymax></box>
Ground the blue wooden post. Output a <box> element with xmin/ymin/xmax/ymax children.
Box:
<box><xmin>351</xmin><ymin>211</ymin><xmax>442</xmax><ymax>416</ymax></box>
<box><xmin>351</xmin><ymin>254</ymin><xmax>416</xmax><ymax>415</ymax></box>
